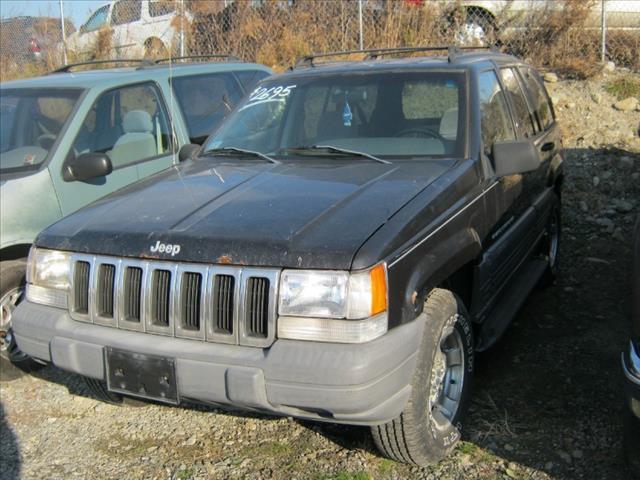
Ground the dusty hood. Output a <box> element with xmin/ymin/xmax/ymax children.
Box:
<box><xmin>37</xmin><ymin>157</ymin><xmax>454</xmax><ymax>269</ymax></box>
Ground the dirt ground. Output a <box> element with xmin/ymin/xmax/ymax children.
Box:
<box><xmin>0</xmin><ymin>72</ymin><xmax>639</xmax><ymax>480</ymax></box>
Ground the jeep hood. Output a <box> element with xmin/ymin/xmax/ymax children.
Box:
<box><xmin>37</xmin><ymin>158</ymin><xmax>454</xmax><ymax>269</ymax></box>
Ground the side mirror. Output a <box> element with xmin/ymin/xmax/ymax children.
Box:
<box><xmin>179</xmin><ymin>143</ymin><xmax>200</xmax><ymax>162</ymax></box>
<box><xmin>64</xmin><ymin>152</ymin><xmax>112</xmax><ymax>182</ymax></box>
<box><xmin>492</xmin><ymin>139</ymin><xmax>541</xmax><ymax>177</ymax></box>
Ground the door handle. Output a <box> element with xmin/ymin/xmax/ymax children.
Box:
<box><xmin>541</xmin><ymin>142</ymin><xmax>555</xmax><ymax>152</ymax></box>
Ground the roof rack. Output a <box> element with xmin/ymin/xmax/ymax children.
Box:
<box><xmin>294</xmin><ymin>45</ymin><xmax>499</xmax><ymax>68</ymax></box>
<box><xmin>154</xmin><ymin>54</ymin><xmax>242</xmax><ymax>64</ymax></box>
<box><xmin>51</xmin><ymin>59</ymin><xmax>154</xmax><ymax>73</ymax></box>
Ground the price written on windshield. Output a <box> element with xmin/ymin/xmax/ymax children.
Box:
<box><xmin>239</xmin><ymin>85</ymin><xmax>297</xmax><ymax>111</ymax></box>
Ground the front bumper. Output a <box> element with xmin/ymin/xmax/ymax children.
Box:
<box><xmin>13</xmin><ymin>301</ymin><xmax>423</xmax><ymax>426</ymax></box>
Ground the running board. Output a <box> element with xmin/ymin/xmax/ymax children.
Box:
<box><xmin>475</xmin><ymin>258</ymin><xmax>548</xmax><ymax>352</ymax></box>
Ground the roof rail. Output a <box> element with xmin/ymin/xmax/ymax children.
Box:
<box><xmin>294</xmin><ymin>45</ymin><xmax>498</xmax><ymax>68</ymax></box>
<box><xmin>154</xmin><ymin>54</ymin><xmax>242</xmax><ymax>64</ymax></box>
<box><xmin>50</xmin><ymin>59</ymin><xmax>153</xmax><ymax>74</ymax></box>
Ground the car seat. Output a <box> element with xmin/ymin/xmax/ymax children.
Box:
<box><xmin>109</xmin><ymin>110</ymin><xmax>156</xmax><ymax>168</ymax></box>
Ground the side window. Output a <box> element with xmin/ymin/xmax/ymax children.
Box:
<box><xmin>235</xmin><ymin>70</ymin><xmax>271</xmax><ymax>92</ymax></box>
<box><xmin>72</xmin><ymin>83</ymin><xmax>174</xmax><ymax>169</ymax></box>
<box><xmin>519</xmin><ymin>67</ymin><xmax>554</xmax><ymax>131</ymax></box>
<box><xmin>478</xmin><ymin>71</ymin><xmax>515</xmax><ymax>157</ymax></box>
<box><xmin>149</xmin><ymin>0</ymin><xmax>175</xmax><ymax>17</ymax></box>
<box><xmin>172</xmin><ymin>73</ymin><xmax>244</xmax><ymax>144</ymax></box>
<box><xmin>499</xmin><ymin>68</ymin><xmax>536</xmax><ymax>138</ymax></box>
<box><xmin>82</xmin><ymin>5</ymin><xmax>109</xmax><ymax>33</ymax></box>
<box><xmin>111</xmin><ymin>0</ymin><xmax>142</xmax><ymax>26</ymax></box>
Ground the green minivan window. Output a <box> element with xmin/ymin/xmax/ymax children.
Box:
<box><xmin>72</xmin><ymin>82</ymin><xmax>174</xmax><ymax>170</ymax></box>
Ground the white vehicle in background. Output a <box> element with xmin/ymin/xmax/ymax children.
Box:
<box><xmin>455</xmin><ymin>0</ymin><xmax>640</xmax><ymax>45</ymax></box>
<box><xmin>66</xmin><ymin>0</ymin><xmax>190</xmax><ymax>58</ymax></box>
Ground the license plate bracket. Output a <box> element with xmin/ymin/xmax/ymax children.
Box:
<box><xmin>105</xmin><ymin>347</ymin><xmax>178</xmax><ymax>405</ymax></box>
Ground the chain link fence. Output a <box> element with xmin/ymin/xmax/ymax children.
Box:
<box><xmin>1</xmin><ymin>0</ymin><xmax>639</xmax><ymax>82</ymax></box>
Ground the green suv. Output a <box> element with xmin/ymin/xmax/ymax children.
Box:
<box><xmin>0</xmin><ymin>58</ymin><xmax>271</xmax><ymax>367</ymax></box>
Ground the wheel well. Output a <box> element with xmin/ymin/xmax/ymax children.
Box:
<box><xmin>438</xmin><ymin>260</ymin><xmax>476</xmax><ymax>312</ymax></box>
<box><xmin>0</xmin><ymin>244</ymin><xmax>32</xmax><ymax>262</ymax></box>
<box><xmin>465</xmin><ymin>6</ymin><xmax>496</xmax><ymax>24</ymax></box>
<box><xmin>144</xmin><ymin>37</ymin><xmax>165</xmax><ymax>47</ymax></box>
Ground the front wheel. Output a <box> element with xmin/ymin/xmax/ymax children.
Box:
<box><xmin>371</xmin><ymin>289</ymin><xmax>474</xmax><ymax>465</ymax></box>
<box><xmin>0</xmin><ymin>259</ymin><xmax>46</xmax><ymax>373</ymax></box>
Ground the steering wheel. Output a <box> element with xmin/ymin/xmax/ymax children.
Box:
<box><xmin>394</xmin><ymin>126</ymin><xmax>444</xmax><ymax>140</ymax></box>
<box><xmin>37</xmin><ymin>133</ymin><xmax>57</xmax><ymax>150</ymax></box>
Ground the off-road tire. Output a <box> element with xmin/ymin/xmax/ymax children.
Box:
<box><xmin>0</xmin><ymin>259</ymin><xmax>46</xmax><ymax>373</ymax></box>
<box><xmin>371</xmin><ymin>289</ymin><xmax>474</xmax><ymax>465</ymax></box>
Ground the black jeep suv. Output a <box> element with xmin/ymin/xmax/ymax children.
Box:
<box><xmin>13</xmin><ymin>47</ymin><xmax>563</xmax><ymax>465</ymax></box>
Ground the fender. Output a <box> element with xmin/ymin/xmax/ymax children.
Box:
<box><xmin>398</xmin><ymin>227</ymin><xmax>482</xmax><ymax>324</ymax></box>
<box><xmin>383</xmin><ymin>182</ymin><xmax>493</xmax><ymax>328</ymax></box>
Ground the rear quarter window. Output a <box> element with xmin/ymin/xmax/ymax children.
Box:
<box><xmin>519</xmin><ymin>67</ymin><xmax>555</xmax><ymax>131</ymax></box>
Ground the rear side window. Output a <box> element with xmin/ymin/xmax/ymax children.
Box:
<box><xmin>111</xmin><ymin>0</ymin><xmax>142</xmax><ymax>25</ymax></box>
<box><xmin>71</xmin><ymin>82</ymin><xmax>174</xmax><ymax>169</ymax></box>
<box><xmin>172</xmin><ymin>73</ymin><xmax>244</xmax><ymax>144</ymax></box>
<box><xmin>149</xmin><ymin>0</ymin><xmax>175</xmax><ymax>17</ymax></box>
<box><xmin>235</xmin><ymin>70</ymin><xmax>271</xmax><ymax>91</ymax></box>
<box><xmin>478</xmin><ymin>71</ymin><xmax>515</xmax><ymax>157</ymax></box>
<box><xmin>499</xmin><ymin>68</ymin><xmax>535</xmax><ymax>138</ymax></box>
<box><xmin>519</xmin><ymin>67</ymin><xmax>554</xmax><ymax>131</ymax></box>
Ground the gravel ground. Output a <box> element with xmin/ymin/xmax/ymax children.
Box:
<box><xmin>1</xmin><ymin>71</ymin><xmax>639</xmax><ymax>480</ymax></box>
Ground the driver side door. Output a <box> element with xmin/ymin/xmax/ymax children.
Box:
<box><xmin>51</xmin><ymin>82</ymin><xmax>176</xmax><ymax>215</ymax></box>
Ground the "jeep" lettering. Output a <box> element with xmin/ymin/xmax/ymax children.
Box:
<box><xmin>150</xmin><ymin>241</ymin><xmax>181</xmax><ymax>256</ymax></box>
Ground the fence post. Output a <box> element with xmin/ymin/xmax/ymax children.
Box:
<box><xmin>600</xmin><ymin>0</ymin><xmax>606</xmax><ymax>63</ymax></box>
<box><xmin>180</xmin><ymin>0</ymin><xmax>185</xmax><ymax>57</ymax></box>
<box><xmin>59</xmin><ymin>0</ymin><xmax>68</xmax><ymax>65</ymax></box>
<box><xmin>358</xmin><ymin>0</ymin><xmax>364</xmax><ymax>50</ymax></box>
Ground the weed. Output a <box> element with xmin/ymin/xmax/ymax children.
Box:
<box><xmin>321</xmin><ymin>472</ymin><xmax>371</xmax><ymax>480</ymax></box>
<box><xmin>176</xmin><ymin>467</ymin><xmax>196</xmax><ymax>480</ymax></box>
<box><xmin>605</xmin><ymin>76</ymin><xmax>640</xmax><ymax>100</ymax></box>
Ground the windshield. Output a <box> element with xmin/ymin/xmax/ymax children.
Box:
<box><xmin>203</xmin><ymin>71</ymin><xmax>466</xmax><ymax>160</ymax></box>
<box><xmin>0</xmin><ymin>88</ymin><xmax>81</xmax><ymax>174</ymax></box>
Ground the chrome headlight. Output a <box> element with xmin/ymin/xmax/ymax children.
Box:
<box><xmin>277</xmin><ymin>264</ymin><xmax>388</xmax><ymax>343</ymax></box>
<box><xmin>26</xmin><ymin>247</ymin><xmax>71</xmax><ymax>309</ymax></box>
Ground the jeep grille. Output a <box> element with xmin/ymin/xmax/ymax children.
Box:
<box><xmin>69</xmin><ymin>254</ymin><xmax>278</xmax><ymax>347</ymax></box>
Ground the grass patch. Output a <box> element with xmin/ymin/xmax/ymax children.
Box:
<box><xmin>321</xmin><ymin>472</ymin><xmax>371</xmax><ymax>480</ymax></box>
<box><xmin>457</xmin><ymin>441</ymin><xmax>478</xmax><ymax>455</ymax></box>
<box><xmin>176</xmin><ymin>467</ymin><xmax>196</xmax><ymax>480</ymax></box>
<box><xmin>376</xmin><ymin>457</ymin><xmax>396</xmax><ymax>475</ymax></box>
<box><xmin>605</xmin><ymin>76</ymin><xmax>640</xmax><ymax>100</ymax></box>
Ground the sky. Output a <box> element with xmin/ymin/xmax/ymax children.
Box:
<box><xmin>0</xmin><ymin>0</ymin><xmax>106</xmax><ymax>28</ymax></box>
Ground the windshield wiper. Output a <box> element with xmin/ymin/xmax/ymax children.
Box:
<box><xmin>202</xmin><ymin>147</ymin><xmax>280</xmax><ymax>164</ymax></box>
<box><xmin>284</xmin><ymin>145</ymin><xmax>391</xmax><ymax>164</ymax></box>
